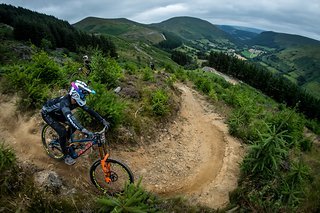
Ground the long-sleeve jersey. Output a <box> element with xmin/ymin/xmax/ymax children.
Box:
<box><xmin>41</xmin><ymin>94</ymin><xmax>103</xmax><ymax>131</ymax></box>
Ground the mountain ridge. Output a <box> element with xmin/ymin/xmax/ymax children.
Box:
<box><xmin>73</xmin><ymin>15</ymin><xmax>320</xmax><ymax>99</ymax></box>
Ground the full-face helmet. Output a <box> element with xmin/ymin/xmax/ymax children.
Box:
<box><xmin>69</xmin><ymin>80</ymin><xmax>95</xmax><ymax>106</ymax></box>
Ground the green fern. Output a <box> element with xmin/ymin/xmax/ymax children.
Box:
<box><xmin>97</xmin><ymin>178</ymin><xmax>159</xmax><ymax>213</ymax></box>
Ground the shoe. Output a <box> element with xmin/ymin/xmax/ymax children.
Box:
<box><xmin>68</xmin><ymin>146</ymin><xmax>78</xmax><ymax>159</ymax></box>
<box><xmin>64</xmin><ymin>155</ymin><xmax>76</xmax><ymax>165</ymax></box>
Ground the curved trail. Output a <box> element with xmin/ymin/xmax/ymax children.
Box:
<box><xmin>0</xmin><ymin>84</ymin><xmax>244</xmax><ymax>209</ymax></box>
<box><xmin>116</xmin><ymin>83</ymin><xmax>245</xmax><ymax>208</ymax></box>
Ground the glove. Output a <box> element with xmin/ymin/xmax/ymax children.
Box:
<box><xmin>102</xmin><ymin>119</ymin><xmax>110</xmax><ymax>128</ymax></box>
<box><xmin>82</xmin><ymin>128</ymin><xmax>94</xmax><ymax>139</ymax></box>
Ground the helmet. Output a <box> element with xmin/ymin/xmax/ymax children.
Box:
<box><xmin>69</xmin><ymin>80</ymin><xmax>95</xmax><ymax>106</ymax></box>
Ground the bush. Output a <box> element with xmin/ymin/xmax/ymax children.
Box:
<box><xmin>2</xmin><ymin>51</ymin><xmax>65</xmax><ymax>110</ymax></box>
<box><xmin>77</xmin><ymin>82</ymin><xmax>126</xmax><ymax>127</ymax></box>
<box><xmin>0</xmin><ymin>142</ymin><xmax>19</xmax><ymax>195</ymax></box>
<box><xmin>241</xmin><ymin>123</ymin><xmax>289</xmax><ymax>178</ymax></box>
<box><xmin>299</xmin><ymin>137</ymin><xmax>313</xmax><ymax>152</ymax></box>
<box><xmin>150</xmin><ymin>89</ymin><xmax>170</xmax><ymax>116</ymax></box>
<box><xmin>142</xmin><ymin>67</ymin><xmax>155</xmax><ymax>82</ymax></box>
<box><xmin>97</xmin><ymin>179</ymin><xmax>159</xmax><ymax>212</ymax></box>
<box><xmin>123</xmin><ymin>62</ymin><xmax>138</xmax><ymax>75</ymax></box>
<box><xmin>91</xmin><ymin>51</ymin><xmax>123</xmax><ymax>89</ymax></box>
<box><xmin>0</xmin><ymin>142</ymin><xmax>16</xmax><ymax>174</ymax></box>
<box><xmin>266</xmin><ymin>108</ymin><xmax>305</xmax><ymax>148</ymax></box>
<box><xmin>28</xmin><ymin>51</ymin><xmax>64</xmax><ymax>85</ymax></box>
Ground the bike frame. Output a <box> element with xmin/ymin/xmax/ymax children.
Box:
<box><xmin>68</xmin><ymin>136</ymin><xmax>95</xmax><ymax>158</ymax></box>
<box><xmin>67</xmin><ymin>126</ymin><xmax>112</xmax><ymax>183</ymax></box>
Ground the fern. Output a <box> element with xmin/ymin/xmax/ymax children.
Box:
<box><xmin>97</xmin><ymin>178</ymin><xmax>159</xmax><ymax>213</ymax></box>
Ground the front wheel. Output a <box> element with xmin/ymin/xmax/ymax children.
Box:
<box><xmin>41</xmin><ymin>124</ymin><xmax>64</xmax><ymax>160</ymax></box>
<box><xmin>90</xmin><ymin>158</ymin><xmax>134</xmax><ymax>194</ymax></box>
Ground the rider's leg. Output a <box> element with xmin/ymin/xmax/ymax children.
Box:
<box><xmin>42</xmin><ymin>112</ymin><xmax>69</xmax><ymax>155</ymax></box>
<box><xmin>66</xmin><ymin>125</ymin><xmax>76</xmax><ymax>141</ymax></box>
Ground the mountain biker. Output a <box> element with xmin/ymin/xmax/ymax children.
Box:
<box><xmin>41</xmin><ymin>80</ymin><xmax>109</xmax><ymax>165</ymax></box>
<box><xmin>79</xmin><ymin>55</ymin><xmax>91</xmax><ymax>77</ymax></box>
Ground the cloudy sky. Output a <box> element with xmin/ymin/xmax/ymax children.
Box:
<box><xmin>1</xmin><ymin>0</ymin><xmax>320</xmax><ymax>40</ymax></box>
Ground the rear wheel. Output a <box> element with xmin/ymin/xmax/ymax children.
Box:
<box><xmin>41</xmin><ymin>124</ymin><xmax>64</xmax><ymax>160</ymax></box>
<box><xmin>90</xmin><ymin>158</ymin><xmax>134</xmax><ymax>194</ymax></box>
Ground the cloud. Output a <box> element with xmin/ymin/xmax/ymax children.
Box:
<box><xmin>1</xmin><ymin>0</ymin><xmax>320</xmax><ymax>40</ymax></box>
<box><xmin>130</xmin><ymin>3</ymin><xmax>189</xmax><ymax>23</ymax></box>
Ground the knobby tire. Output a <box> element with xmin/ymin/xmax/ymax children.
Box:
<box><xmin>90</xmin><ymin>158</ymin><xmax>134</xmax><ymax>194</ymax></box>
<box><xmin>41</xmin><ymin>124</ymin><xmax>64</xmax><ymax>160</ymax></box>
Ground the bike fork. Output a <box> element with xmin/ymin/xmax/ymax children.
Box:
<box><xmin>101</xmin><ymin>153</ymin><xmax>111</xmax><ymax>183</ymax></box>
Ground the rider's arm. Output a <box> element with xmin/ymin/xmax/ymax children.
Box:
<box><xmin>81</xmin><ymin>105</ymin><xmax>104</xmax><ymax>123</ymax></box>
<box><xmin>61</xmin><ymin>106</ymin><xmax>85</xmax><ymax>131</ymax></box>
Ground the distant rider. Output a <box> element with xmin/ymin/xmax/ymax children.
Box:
<box><xmin>41</xmin><ymin>80</ymin><xmax>109</xmax><ymax>165</ymax></box>
<box><xmin>79</xmin><ymin>55</ymin><xmax>92</xmax><ymax>77</ymax></box>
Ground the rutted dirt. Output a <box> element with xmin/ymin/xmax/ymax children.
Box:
<box><xmin>0</xmin><ymin>83</ymin><xmax>245</xmax><ymax>209</ymax></box>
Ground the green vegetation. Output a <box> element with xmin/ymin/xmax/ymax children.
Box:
<box><xmin>207</xmin><ymin>51</ymin><xmax>320</xmax><ymax>121</ymax></box>
<box><xmin>97</xmin><ymin>178</ymin><xmax>158</xmax><ymax>212</ymax></box>
<box><xmin>74</xmin><ymin>17</ymin><xmax>165</xmax><ymax>44</ymax></box>
<box><xmin>182</xmin><ymin>68</ymin><xmax>320</xmax><ymax>212</ymax></box>
<box><xmin>0</xmin><ymin>4</ymin><xmax>117</xmax><ymax>56</ymax></box>
<box><xmin>1</xmin><ymin>4</ymin><xmax>320</xmax><ymax>213</ymax></box>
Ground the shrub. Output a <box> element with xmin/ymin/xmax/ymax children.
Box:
<box><xmin>208</xmin><ymin>89</ymin><xmax>218</xmax><ymax>102</ymax></box>
<box><xmin>165</xmin><ymin>73</ymin><xmax>176</xmax><ymax>87</ymax></box>
<box><xmin>61</xmin><ymin>57</ymin><xmax>83</xmax><ymax>81</ymax></box>
<box><xmin>97</xmin><ymin>179</ymin><xmax>159</xmax><ymax>212</ymax></box>
<box><xmin>142</xmin><ymin>67</ymin><xmax>155</xmax><ymax>82</ymax></box>
<box><xmin>174</xmin><ymin>67</ymin><xmax>187</xmax><ymax>82</ymax></box>
<box><xmin>77</xmin><ymin>82</ymin><xmax>126</xmax><ymax>127</ymax></box>
<box><xmin>123</xmin><ymin>62</ymin><xmax>138</xmax><ymax>75</ymax></box>
<box><xmin>0</xmin><ymin>142</ymin><xmax>16</xmax><ymax>174</ymax></box>
<box><xmin>28</xmin><ymin>51</ymin><xmax>64</xmax><ymax>85</ymax></box>
<box><xmin>150</xmin><ymin>89</ymin><xmax>169</xmax><ymax>116</ymax></box>
<box><xmin>18</xmin><ymin>79</ymin><xmax>49</xmax><ymax>110</ymax></box>
<box><xmin>266</xmin><ymin>108</ymin><xmax>305</xmax><ymax>148</ymax></box>
<box><xmin>2</xmin><ymin>51</ymin><xmax>67</xmax><ymax>109</ymax></box>
<box><xmin>299</xmin><ymin>137</ymin><xmax>313</xmax><ymax>152</ymax></box>
<box><xmin>0</xmin><ymin>142</ymin><xmax>19</xmax><ymax>195</ymax></box>
<box><xmin>241</xmin><ymin>123</ymin><xmax>290</xmax><ymax>178</ymax></box>
<box><xmin>91</xmin><ymin>51</ymin><xmax>123</xmax><ymax>89</ymax></box>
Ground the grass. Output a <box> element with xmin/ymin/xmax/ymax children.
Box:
<box><xmin>300</xmin><ymin>143</ymin><xmax>320</xmax><ymax>211</ymax></box>
<box><xmin>303</xmin><ymin>81</ymin><xmax>320</xmax><ymax>99</ymax></box>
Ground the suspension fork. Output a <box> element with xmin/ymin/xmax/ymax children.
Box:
<box><xmin>99</xmin><ymin>147</ymin><xmax>111</xmax><ymax>183</ymax></box>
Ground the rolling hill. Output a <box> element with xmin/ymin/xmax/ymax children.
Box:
<box><xmin>74</xmin><ymin>17</ymin><xmax>165</xmax><ymax>44</ymax></box>
<box><xmin>73</xmin><ymin>15</ymin><xmax>320</xmax><ymax>98</ymax></box>
<box><xmin>150</xmin><ymin>16</ymin><xmax>231</xmax><ymax>42</ymax></box>
<box><xmin>249</xmin><ymin>31</ymin><xmax>320</xmax><ymax>48</ymax></box>
<box><xmin>248</xmin><ymin>32</ymin><xmax>320</xmax><ymax>98</ymax></box>
<box><xmin>217</xmin><ymin>25</ymin><xmax>261</xmax><ymax>42</ymax></box>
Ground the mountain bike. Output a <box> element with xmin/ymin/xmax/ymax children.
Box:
<box><xmin>41</xmin><ymin>124</ymin><xmax>134</xmax><ymax>194</ymax></box>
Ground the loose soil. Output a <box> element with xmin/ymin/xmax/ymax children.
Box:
<box><xmin>0</xmin><ymin>83</ymin><xmax>245</xmax><ymax>209</ymax></box>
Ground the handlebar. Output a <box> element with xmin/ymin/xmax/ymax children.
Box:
<box><xmin>94</xmin><ymin>125</ymin><xmax>109</xmax><ymax>137</ymax></box>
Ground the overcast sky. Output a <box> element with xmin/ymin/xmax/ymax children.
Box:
<box><xmin>1</xmin><ymin>0</ymin><xmax>320</xmax><ymax>41</ymax></box>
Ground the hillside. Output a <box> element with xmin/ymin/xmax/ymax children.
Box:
<box><xmin>1</xmin><ymin>5</ymin><xmax>320</xmax><ymax>212</ymax></box>
<box><xmin>248</xmin><ymin>31</ymin><xmax>320</xmax><ymax>48</ymax></box>
<box><xmin>74</xmin><ymin>17</ymin><xmax>165</xmax><ymax>44</ymax></box>
<box><xmin>2</xmin><ymin>2</ymin><xmax>319</xmax><ymax>98</ymax></box>
<box><xmin>150</xmin><ymin>16</ymin><xmax>231</xmax><ymax>42</ymax></box>
<box><xmin>217</xmin><ymin>25</ymin><xmax>261</xmax><ymax>41</ymax></box>
<box><xmin>73</xmin><ymin>15</ymin><xmax>320</xmax><ymax>98</ymax></box>
<box><xmin>249</xmin><ymin>32</ymin><xmax>320</xmax><ymax>98</ymax></box>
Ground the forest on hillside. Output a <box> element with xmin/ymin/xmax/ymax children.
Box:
<box><xmin>0</xmin><ymin>4</ymin><xmax>117</xmax><ymax>57</ymax></box>
<box><xmin>206</xmin><ymin>51</ymin><xmax>320</xmax><ymax>122</ymax></box>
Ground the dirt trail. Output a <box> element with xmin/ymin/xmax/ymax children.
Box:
<box><xmin>0</xmin><ymin>84</ymin><xmax>245</xmax><ymax>209</ymax></box>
